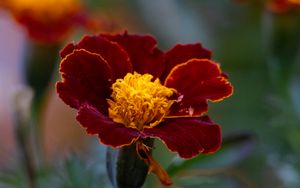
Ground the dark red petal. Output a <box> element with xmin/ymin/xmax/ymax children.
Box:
<box><xmin>184</xmin><ymin>76</ymin><xmax>233</xmax><ymax>103</ymax></box>
<box><xmin>161</xmin><ymin>44</ymin><xmax>211</xmax><ymax>81</ymax></box>
<box><xmin>12</xmin><ymin>8</ymin><xmax>86</xmax><ymax>43</ymax></box>
<box><xmin>101</xmin><ymin>31</ymin><xmax>164</xmax><ymax>78</ymax></box>
<box><xmin>142</xmin><ymin>116</ymin><xmax>221</xmax><ymax>158</ymax></box>
<box><xmin>165</xmin><ymin>59</ymin><xmax>233</xmax><ymax>117</ymax></box>
<box><xmin>60</xmin><ymin>35</ymin><xmax>132</xmax><ymax>80</ymax></box>
<box><xmin>56</xmin><ymin>49</ymin><xmax>112</xmax><ymax>113</ymax></box>
<box><xmin>166</xmin><ymin>101</ymin><xmax>208</xmax><ymax>118</ymax></box>
<box><xmin>77</xmin><ymin>104</ymin><xmax>140</xmax><ymax>147</ymax></box>
<box><xmin>60</xmin><ymin>43</ymin><xmax>76</xmax><ymax>59</ymax></box>
<box><xmin>15</xmin><ymin>15</ymin><xmax>73</xmax><ymax>43</ymax></box>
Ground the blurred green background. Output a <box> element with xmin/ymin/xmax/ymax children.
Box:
<box><xmin>1</xmin><ymin>0</ymin><xmax>300</xmax><ymax>187</ymax></box>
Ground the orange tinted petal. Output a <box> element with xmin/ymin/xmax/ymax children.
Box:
<box><xmin>7</xmin><ymin>0</ymin><xmax>82</xmax><ymax>43</ymax></box>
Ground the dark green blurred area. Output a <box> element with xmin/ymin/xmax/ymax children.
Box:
<box><xmin>2</xmin><ymin>0</ymin><xmax>300</xmax><ymax>187</ymax></box>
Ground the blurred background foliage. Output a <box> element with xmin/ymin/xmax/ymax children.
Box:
<box><xmin>1</xmin><ymin>0</ymin><xmax>300</xmax><ymax>187</ymax></box>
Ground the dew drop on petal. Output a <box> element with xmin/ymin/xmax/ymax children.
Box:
<box><xmin>177</xmin><ymin>95</ymin><xmax>184</xmax><ymax>102</ymax></box>
<box><xmin>188</xmin><ymin>106</ymin><xmax>194</xmax><ymax>116</ymax></box>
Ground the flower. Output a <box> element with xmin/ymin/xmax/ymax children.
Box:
<box><xmin>56</xmin><ymin>31</ymin><xmax>233</xmax><ymax>184</ymax></box>
<box><xmin>267</xmin><ymin>0</ymin><xmax>300</xmax><ymax>12</ymax></box>
<box><xmin>3</xmin><ymin>0</ymin><xmax>99</xmax><ymax>43</ymax></box>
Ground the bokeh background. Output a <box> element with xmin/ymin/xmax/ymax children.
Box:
<box><xmin>1</xmin><ymin>0</ymin><xmax>300</xmax><ymax>187</ymax></box>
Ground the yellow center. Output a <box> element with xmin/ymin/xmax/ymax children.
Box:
<box><xmin>108</xmin><ymin>72</ymin><xmax>176</xmax><ymax>130</ymax></box>
<box><xmin>7</xmin><ymin>0</ymin><xmax>80</xmax><ymax>22</ymax></box>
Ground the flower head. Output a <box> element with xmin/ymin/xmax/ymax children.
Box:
<box><xmin>267</xmin><ymin>0</ymin><xmax>300</xmax><ymax>12</ymax></box>
<box><xmin>57</xmin><ymin>31</ymin><xmax>233</xmax><ymax>159</ymax></box>
<box><xmin>56</xmin><ymin>32</ymin><xmax>233</xmax><ymax>185</ymax></box>
<box><xmin>3</xmin><ymin>0</ymin><xmax>98</xmax><ymax>43</ymax></box>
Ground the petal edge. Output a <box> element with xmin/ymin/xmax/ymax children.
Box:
<box><xmin>142</xmin><ymin>117</ymin><xmax>221</xmax><ymax>159</ymax></box>
<box><xmin>56</xmin><ymin>49</ymin><xmax>112</xmax><ymax>113</ymax></box>
<box><xmin>165</xmin><ymin>59</ymin><xmax>233</xmax><ymax>117</ymax></box>
<box><xmin>77</xmin><ymin>104</ymin><xmax>141</xmax><ymax>148</ymax></box>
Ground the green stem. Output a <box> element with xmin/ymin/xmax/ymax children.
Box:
<box><xmin>23</xmin><ymin>41</ymin><xmax>61</xmax><ymax>168</ymax></box>
<box><xmin>13</xmin><ymin>88</ymin><xmax>36</xmax><ymax>188</ymax></box>
<box><xmin>15</xmin><ymin>122</ymin><xmax>37</xmax><ymax>188</ymax></box>
<box><xmin>106</xmin><ymin>139</ymin><xmax>154</xmax><ymax>188</ymax></box>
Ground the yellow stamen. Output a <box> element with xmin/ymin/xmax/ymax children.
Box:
<box><xmin>108</xmin><ymin>72</ymin><xmax>176</xmax><ymax>130</ymax></box>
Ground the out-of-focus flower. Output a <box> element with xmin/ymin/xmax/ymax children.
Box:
<box><xmin>289</xmin><ymin>0</ymin><xmax>300</xmax><ymax>4</ymax></box>
<box><xmin>267</xmin><ymin>0</ymin><xmax>300</xmax><ymax>12</ymax></box>
<box><xmin>2</xmin><ymin>0</ymin><xmax>101</xmax><ymax>43</ymax></box>
<box><xmin>56</xmin><ymin>31</ymin><xmax>233</xmax><ymax>184</ymax></box>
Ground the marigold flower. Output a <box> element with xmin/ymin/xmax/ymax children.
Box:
<box><xmin>3</xmin><ymin>0</ymin><xmax>98</xmax><ymax>43</ymax></box>
<box><xmin>56</xmin><ymin>31</ymin><xmax>233</xmax><ymax>184</ymax></box>
<box><xmin>267</xmin><ymin>0</ymin><xmax>300</xmax><ymax>12</ymax></box>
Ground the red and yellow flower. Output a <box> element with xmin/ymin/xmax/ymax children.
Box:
<box><xmin>267</xmin><ymin>0</ymin><xmax>300</xmax><ymax>12</ymax></box>
<box><xmin>3</xmin><ymin>0</ymin><xmax>99</xmax><ymax>43</ymax></box>
<box><xmin>56</xmin><ymin>31</ymin><xmax>233</xmax><ymax>183</ymax></box>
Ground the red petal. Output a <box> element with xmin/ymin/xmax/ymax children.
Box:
<box><xmin>142</xmin><ymin>116</ymin><xmax>221</xmax><ymax>158</ymax></box>
<box><xmin>77</xmin><ymin>104</ymin><xmax>140</xmax><ymax>147</ymax></box>
<box><xmin>60</xmin><ymin>43</ymin><xmax>76</xmax><ymax>59</ymax></box>
<box><xmin>56</xmin><ymin>49</ymin><xmax>112</xmax><ymax>113</ymax></box>
<box><xmin>60</xmin><ymin>35</ymin><xmax>132</xmax><ymax>80</ymax></box>
<box><xmin>267</xmin><ymin>0</ymin><xmax>291</xmax><ymax>13</ymax></box>
<box><xmin>101</xmin><ymin>31</ymin><xmax>164</xmax><ymax>78</ymax></box>
<box><xmin>184</xmin><ymin>76</ymin><xmax>233</xmax><ymax>103</ymax></box>
<box><xmin>13</xmin><ymin>10</ymin><xmax>82</xmax><ymax>43</ymax></box>
<box><xmin>161</xmin><ymin>43</ymin><xmax>211</xmax><ymax>81</ymax></box>
<box><xmin>165</xmin><ymin>59</ymin><xmax>233</xmax><ymax>117</ymax></box>
<box><xmin>15</xmin><ymin>17</ymin><xmax>71</xmax><ymax>43</ymax></box>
